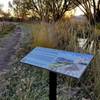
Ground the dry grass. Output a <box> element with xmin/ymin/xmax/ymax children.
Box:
<box><xmin>24</xmin><ymin>20</ymin><xmax>100</xmax><ymax>99</ymax></box>
<box><xmin>34</xmin><ymin>20</ymin><xmax>99</xmax><ymax>99</ymax></box>
<box><xmin>32</xmin><ymin>22</ymin><xmax>53</xmax><ymax>48</ymax></box>
<box><xmin>0</xmin><ymin>23</ymin><xmax>15</xmax><ymax>38</ymax></box>
<box><xmin>0</xmin><ymin>19</ymin><xmax>100</xmax><ymax>100</ymax></box>
<box><xmin>36</xmin><ymin>19</ymin><xmax>99</xmax><ymax>99</ymax></box>
<box><xmin>32</xmin><ymin>20</ymin><xmax>79</xmax><ymax>51</ymax></box>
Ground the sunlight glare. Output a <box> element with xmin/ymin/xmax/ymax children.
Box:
<box><xmin>75</xmin><ymin>7</ymin><xmax>84</xmax><ymax>16</ymax></box>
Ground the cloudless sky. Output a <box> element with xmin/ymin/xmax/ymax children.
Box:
<box><xmin>0</xmin><ymin>0</ymin><xmax>83</xmax><ymax>16</ymax></box>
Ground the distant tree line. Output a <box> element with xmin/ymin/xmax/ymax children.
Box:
<box><xmin>0</xmin><ymin>17</ymin><xmax>40</xmax><ymax>22</ymax></box>
<box><xmin>0</xmin><ymin>0</ymin><xmax>100</xmax><ymax>24</ymax></box>
<box><xmin>9</xmin><ymin>0</ymin><xmax>77</xmax><ymax>22</ymax></box>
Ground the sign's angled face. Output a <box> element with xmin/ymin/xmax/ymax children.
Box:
<box><xmin>21</xmin><ymin>47</ymin><xmax>94</xmax><ymax>79</ymax></box>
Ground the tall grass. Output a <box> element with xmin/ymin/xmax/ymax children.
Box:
<box><xmin>32</xmin><ymin>20</ymin><xmax>79</xmax><ymax>51</ymax></box>
<box><xmin>0</xmin><ymin>19</ymin><xmax>100</xmax><ymax>100</ymax></box>
<box><xmin>23</xmin><ymin>20</ymin><xmax>100</xmax><ymax>99</ymax></box>
<box><xmin>28</xmin><ymin>20</ymin><xmax>100</xmax><ymax>99</ymax></box>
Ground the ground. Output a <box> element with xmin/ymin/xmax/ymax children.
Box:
<box><xmin>0</xmin><ymin>25</ymin><xmax>21</xmax><ymax>72</ymax></box>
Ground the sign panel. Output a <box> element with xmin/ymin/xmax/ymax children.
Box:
<box><xmin>21</xmin><ymin>47</ymin><xmax>94</xmax><ymax>79</ymax></box>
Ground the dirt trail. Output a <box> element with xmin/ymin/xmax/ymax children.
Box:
<box><xmin>0</xmin><ymin>26</ymin><xmax>21</xmax><ymax>72</ymax></box>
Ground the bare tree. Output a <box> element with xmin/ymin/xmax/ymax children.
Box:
<box><xmin>72</xmin><ymin>0</ymin><xmax>96</xmax><ymax>25</ymax></box>
<box><xmin>72</xmin><ymin>0</ymin><xmax>100</xmax><ymax>51</ymax></box>
<box><xmin>0</xmin><ymin>4</ymin><xmax>4</xmax><ymax>16</ymax></box>
<box><xmin>9</xmin><ymin>0</ymin><xmax>30</xmax><ymax>20</ymax></box>
<box><xmin>72</xmin><ymin>0</ymin><xmax>100</xmax><ymax>24</ymax></box>
<box><xmin>96</xmin><ymin>0</ymin><xmax>100</xmax><ymax>22</ymax></box>
<box><xmin>10</xmin><ymin>0</ymin><xmax>77</xmax><ymax>22</ymax></box>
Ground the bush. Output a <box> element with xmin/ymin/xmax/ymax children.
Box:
<box><xmin>0</xmin><ymin>23</ymin><xmax>16</xmax><ymax>38</ymax></box>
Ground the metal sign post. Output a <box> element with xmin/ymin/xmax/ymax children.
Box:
<box><xmin>49</xmin><ymin>71</ymin><xmax>57</xmax><ymax>100</ymax></box>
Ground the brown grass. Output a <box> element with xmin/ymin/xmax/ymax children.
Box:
<box><xmin>0</xmin><ymin>19</ymin><xmax>100</xmax><ymax>100</ymax></box>
<box><xmin>31</xmin><ymin>20</ymin><xmax>100</xmax><ymax>99</ymax></box>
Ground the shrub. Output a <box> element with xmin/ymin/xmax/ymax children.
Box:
<box><xmin>0</xmin><ymin>23</ymin><xmax>16</xmax><ymax>38</ymax></box>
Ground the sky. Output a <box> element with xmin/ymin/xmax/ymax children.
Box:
<box><xmin>75</xmin><ymin>7</ymin><xmax>84</xmax><ymax>16</ymax></box>
<box><xmin>0</xmin><ymin>0</ymin><xmax>83</xmax><ymax>16</ymax></box>
<box><xmin>0</xmin><ymin>0</ymin><xmax>12</xmax><ymax>12</ymax></box>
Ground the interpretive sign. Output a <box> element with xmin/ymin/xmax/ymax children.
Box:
<box><xmin>21</xmin><ymin>47</ymin><xmax>94</xmax><ymax>79</ymax></box>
